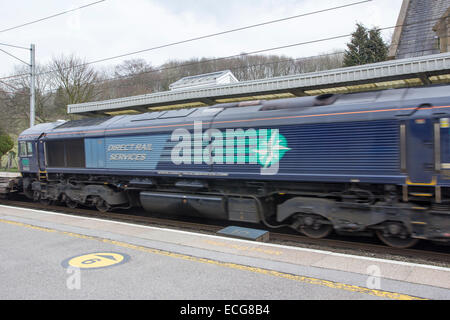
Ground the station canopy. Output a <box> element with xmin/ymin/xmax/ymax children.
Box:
<box><xmin>68</xmin><ymin>52</ymin><xmax>450</xmax><ymax>116</ymax></box>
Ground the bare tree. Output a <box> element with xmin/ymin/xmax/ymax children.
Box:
<box><xmin>96</xmin><ymin>59</ymin><xmax>161</xmax><ymax>99</ymax></box>
<box><xmin>50</xmin><ymin>54</ymin><xmax>99</xmax><ymax>116</ymax></box>
<box><xmin>6</xmin><ymin>64</ymin><xmax>55</xmax><ymax>124</ymax></box>
<box><xmin>114</xmin><ymin>59</ymin><xmax>152</xmax><ymax>77</ymax></box>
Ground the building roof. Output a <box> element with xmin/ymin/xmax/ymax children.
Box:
<box><xmin>169</xmin><ymin>70</ymin><xmax>238</xmax><ymax>91</ymax></box>
<box><xmin>389</xmin><ymin>0</ymin><xmax>449</xmax><ymax>59</ymax></box>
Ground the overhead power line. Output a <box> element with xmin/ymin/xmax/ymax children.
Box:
<box><xmin>31</xmin><ymin>15</ymin><xmax>439</xmax><ymax>84</ymax></box>
<box><xmin>88</xmin><ymin>46</ymin><xmax>346</xmax><ymax>89</ymax></box>
<box><xmin>0</xmin><ymin>0</ymin><xmax>106</xmax><ymax>33</ymax></box>
<box><xmin>93</xmin><ymin>51</ymin><xmax>347</xmax><ymax>92</ymax></box>
<box><xmin>0</xmin><ymin>42</ymin><xmax>29</xmax><ymax>50</ymax></box>
<box><xmin>2</xmin><ymin>31</ymin><xmax>430</xmax><ymax>99</ymax></box>
<box><xmin>0</xmin><ymin>0</ymin><xmax>370</xmax><ymax>82</ymax></box>
<box><xmin>29</xmin><ymin>0</ymin><xmax>374</xmax><ymax>81</ymax></box>
<box><xmin>62</xmin><ymin>15</ymin><xmax>448</xmax><ymax>80</ymax></box>
<box><xmin>0</xmin><ymin>72</ymin><xmax>30</xmax><ymax>81</ymax></box>
<box><xmin>0</xmin><ymin>31</ymin><xmax>443</xmax><ymax>100</ymax></box>
<box><xmin>0</xmin><ymin>51</ymin><xmax>346</xmax><ymax>99</ymax></box>
<box><xmin>80</xmin><ymin>0</ymin><xmax>372</xmax><ymax>67</ymax></box>
<box><xmin>0</xmin><ymin>14</ymin><xmax>443</xmax><ymax>85</ymax></box>
<box><xmin>33</xmin><ymin>32</ymin><xmax>355</xmax><ymax>82</ymax></box>
<box><xmin>0</xmin><ymin>47</ymin><xmax>30</xmax><ymax>66</ymax></box>
<box><xmin>0</xmin><ymin>79</ymin><xmax>21</xmax><ymax>91</ymax></box>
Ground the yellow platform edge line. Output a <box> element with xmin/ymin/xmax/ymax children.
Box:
<box><xmin>0</xmin><ymin>218</ymin><xmax>427</xmax><ymax>301</ymax></box>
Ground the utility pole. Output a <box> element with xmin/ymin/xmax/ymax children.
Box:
<box><xmin>30</xmin><ymin>43</ymin><xmax>35</xmax><ymax>127</ymax></box>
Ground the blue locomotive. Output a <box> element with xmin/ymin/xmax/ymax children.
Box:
<box><xmin>17</xmin><ymin>85</ymin><xmax>450</xmax><ymax>248</ymax></box>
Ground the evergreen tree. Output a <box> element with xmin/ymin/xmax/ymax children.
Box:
<box><xmin>367</xmin><ymin>27</ymin><xmax>388</xmax><ymax>63</ymax></box>
<box><xmin>344</xmin><ymin>23</ymin><xmax>388</xmax><ymax>67</ymax></box>
<box><xmin>344</xmin><ymin>23</ymin><xmax>370</xmax><ymax>67</ymax></box>
<box><xmin>0</xmin><ymin>129</ymin><xmax>14</xmax><ymax>166</ymax></box>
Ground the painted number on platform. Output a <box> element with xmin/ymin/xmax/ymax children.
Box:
<box><xmin>62</xmin><ymin>252</ymin><xmax>130</xmax><ymax>269</ymax></box>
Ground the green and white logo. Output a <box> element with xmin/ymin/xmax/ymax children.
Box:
<box><xmin>171</xmin><ymin>121</ymin><xmax>291</xmax><ymax>175</ymax></box>
<box><xmin>254</xmin><ymin>129</ymin><xmax>291</xmax><ymax>169</ymax></box>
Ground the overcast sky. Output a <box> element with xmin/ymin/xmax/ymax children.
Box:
<box><xmin>0</xmin><ymin>0</ymin><xmax>403</xmax><ymax>78</ymax></box>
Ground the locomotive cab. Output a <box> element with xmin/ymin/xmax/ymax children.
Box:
<box><xmin>18</xmin><ymin>140</ymin><xmax>38</xmax><ymax>173</ymax></box>
<box><xmin>18</xmin><ymin>121</ymin><xmax>66</xmax><ymax>176</ymax></box>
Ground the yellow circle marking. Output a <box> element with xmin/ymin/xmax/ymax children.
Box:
<box><xmin>68</xmin><ymin>252</ymin><xmax>126</xmax><ymax>269</ymax></box>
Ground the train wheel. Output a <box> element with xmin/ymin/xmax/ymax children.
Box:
<box><xmin>376</xmin><ymin>222</ymin><xmax>419</xmax><ymax>248</ymax></box>
<box><xmin>95</xmin><ymin>197</ymin><xmax>111</xmax><ymax>213</ymax></box>
<box><xmin>298</xmin><ymin>214</ymin><xmax>333</xmax><ymax>239</ymax></box>
<box><xmin>39</xmin><ymin>197</ymin><xmax>51</xmax><ymax>206</ymax></box>
<box><xmin>65</xmin><ymin>198</ymin><xmax>78</xmax><ymax>209</ymax></box>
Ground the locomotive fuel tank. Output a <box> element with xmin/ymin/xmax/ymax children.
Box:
<box><xmin>140</xmin><ymin>191</ymin><xmax>261</xmax><ymax>223</ymax></box>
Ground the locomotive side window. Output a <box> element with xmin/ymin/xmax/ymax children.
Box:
<box><xmin>27</xmin><ymin>142</ymin><xmax>33</xmax><ymax>156</ymax></box>
<box><xmin>19</xmin><ymin>141</ymin><xmax>33</xmax><ymax>157</ymax></box>
<box><xmin>19</xmin><ymin>142</ymin><xmax>26</xmax><ymax>157</ymax></box>
<box><xmin>46</xmin><ymin>141</ymin><xmax>65</xmax><ymax>167</ymax></box>
<box><xmin>66</xmin><ymin>139</ymin><xmax>85</xmax><ymax>168</ymax></box>
<box><xmin>46</xmin><ymin>139</ymin><xmax>85</xmax><ymax>168</ymax></box>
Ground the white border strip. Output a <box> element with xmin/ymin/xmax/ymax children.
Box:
<box><xmin>1</xmin><ymin>204</ymin><xmax>449</xmax><ymax>272</ymax></box>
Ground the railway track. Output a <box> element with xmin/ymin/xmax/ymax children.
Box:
<box><xmin>0</xmin><ymin>177</ymin><xmax>12</xmax><ymax>195</ymax></box>
<box><xmin>0</xmin><ymin>196</ymin><xmax>449</xmax><ymax>266</ymax></box>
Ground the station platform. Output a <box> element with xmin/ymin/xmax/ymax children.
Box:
<box><xmin>0</xmin><ymin>204</ymin><xmax>449</xmax><ymax>300</ymax></box>
<box><xmin>0</xmin><ymin>173</ymin><xmax>20</xmax><ymax>196</ymax></box>
<box><xmin>0</xmin><ymin>172</ymin><xmax>20</xmax><ymax>178</ymax></box>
